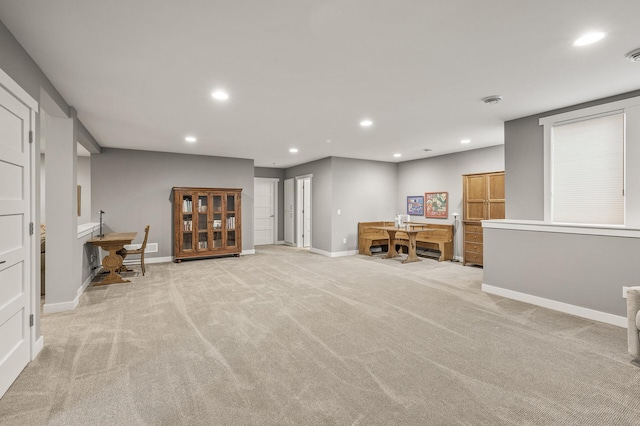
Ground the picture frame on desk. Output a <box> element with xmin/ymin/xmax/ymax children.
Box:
<box><xmin>425</xmin><ymin>192</ymin><xmax>448</xmax><ymax>218</ymax></box>
<box><xmin>407</xmin><ymin>196</ymin><xmax>424</xmax><ymax>216</ymax></box>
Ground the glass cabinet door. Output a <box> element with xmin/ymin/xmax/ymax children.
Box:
<box><xmin>212</xmin><ymin>194</ymin><xmax>223</xmax><ymax>248</ymax></box>
<box><xmin>226</xmin><ymin>193</ymin><xmax>237</xmax><ymax>248</ymax></box>
<box><xmin>197</xmin><ymin>195</ymin><xmax>209</xmax><ymax>250</ymax></box>
<box><xmin>181</xmin><ymin>194</ymin><xmax>194</xmax><ymax>251</ymax></box>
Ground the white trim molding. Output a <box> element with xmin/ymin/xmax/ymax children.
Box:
<box><xmin>310</xmin><ymin>248</ymin><xmax>357</xmax><ymax>258</ymax></box>
<box><xmin>32</xmin><ymin>337</ymin><xmax>44</xmax><ymax>360</ymax></box>
<box><xmin>539</xmin><ymin>95</ymin><xmax>640</xmax><ymax>225</ymax></box>
<box><xmin>0</xmin><ymin>68</ymin><xmax>38</xmax><ymax>110</ymax></box>
<box><xmin>77</xmin><ymin>222</ymin><xmax>100</xmax><ymax>239</ymax></box>
<box><xmin>482</xmin><ymin>219</ymin><xmax>640</xmax><ymax>238</ymax></box>
<box><xmin>482</xmin><ymin>284</ymin><xmax>627</xmax><ymax>328</ymax></box>
<box><xmin>124</xmin><ymin>256</ymin><xmax>173</xmax><ymax>265</ymax></box>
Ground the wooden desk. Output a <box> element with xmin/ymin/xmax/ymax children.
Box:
<box><xmin>373</xmin><ymin>226</ymin><xmax>429</xmax><ymax>264</ymax></box>
<box><xmin>88</xmin><ymin>232</ymin><xmax>137</xmax><ymax>285</ymax></box>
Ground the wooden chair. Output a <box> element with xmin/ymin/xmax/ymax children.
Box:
<box><xmin>126</xmin><ymin>225</ymin><xmax>150</xmax><ymax>276</ymax></box>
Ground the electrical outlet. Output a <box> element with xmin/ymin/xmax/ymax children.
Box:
<box><xmin>623</xmin><ymin>286</ymin><xmax>629</xmax><ymax>298</ymax></box>
<box><xmin>342</xmin><ymin>238</ymin><xmax>347</xmax><ymax>244</ymax></box>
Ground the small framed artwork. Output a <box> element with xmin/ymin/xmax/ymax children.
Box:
<box><xmin>77</xmin><ymin>185</ymin><xmax>81</xmax><ymax>216</ymax></box>
<box><xmin>425</xmin><ymin>192</ymin><xmax>448</xmax><ymax>218</ymax></box>
<box><xmin>407</xmin><ymin>196</ymin><xmax>424</xmax><ymax>216</ymax></box>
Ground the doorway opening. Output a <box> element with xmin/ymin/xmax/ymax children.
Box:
<box><xmin>296</xmin><ymin>175</ymin><xmax>312</xmax><ymax>248</ymax></box>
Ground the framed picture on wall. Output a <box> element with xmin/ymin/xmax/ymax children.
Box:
<box><xmin>425</xmin><ymin>192</ymin><xmax>448</xmax><ymax>218</ymax></box>
<box><xmin>407</xmin><ymin>196</ymin><xmax>424</xmax><ymax>216</ymax></box>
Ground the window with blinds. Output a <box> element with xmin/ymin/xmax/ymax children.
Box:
<box><xmin>551</xmin><ymin>112</ymin><xmax>624</xmax><ymax>225</ymax></box>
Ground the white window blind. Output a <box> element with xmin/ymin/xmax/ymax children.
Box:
<box><xmin>551</xmin><ymin>112</ymin><xmax>624</xmax><ymax>225</ymax></box>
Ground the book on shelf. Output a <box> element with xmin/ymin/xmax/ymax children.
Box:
<box><xmin>226</xmin><ymin>216</ymin><xmax>236</xmax><ymax>230</ymax></box>
<box><xmin>182</xmin><ymin>198</ymin><xmax>193</xmax><ymax>213</ymax></box>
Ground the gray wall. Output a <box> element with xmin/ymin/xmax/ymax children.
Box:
<box><xmin>484</xmin><ymin>227</ymin><xmax>640</xmax><ymax>317</ymax></box>
<box><xmin>254</xmin><ymin>167</ymin><xmax>286</xmax><ymax>242</ymax></box>
<box><xmin>0</xmin><ymin>20</ymin><xmax>67</xmax><ymax>115</ymax></box>
<box><xmin>44</xmin><ymin>114</ymin><xmax>78</xmax><ymax>307</ymax></box>
<box><xmin>492</xmin><ymin>89</ymin><xmax>640</xmax><ymax>322</ymax></box>
<box><xmin>331</xmin><ymin>157</ymin><xmax>397</xmax><ymax>252</ymax></box>
<box><xmin>397</xmin><ymin>145</ymin><xmax>505</xmax><ymax>258</ymax></box>
<box><xmin>91</xmin><ymin>148</ymin><xmax>255</xmax><ymax>259</ymax></box>
<box><xmin>280</xmin><ymin>149</ymin><xmax>506</xmax><ymax>255</ymax></box>
<box><xmin>0</xmin><ymin>18</ymin><xmax>102</xmax><ymax>332</ymax></box>
<box><xmin>285</xmin><ymin>158</ymin><xmax>333</xmax><ymax>253</ymax></box>
<box><xmin>505</xmin><ymin>89</ymin><xmax>640</xmax><ymax>220</ymax></box>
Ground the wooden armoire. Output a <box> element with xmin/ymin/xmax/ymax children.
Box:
<box><xmin>462</xmin><ymin>172</ymin><xmax>504</xmax><ymax>266</ymax></box>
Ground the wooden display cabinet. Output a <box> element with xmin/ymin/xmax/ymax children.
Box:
<box><xmin>462</xmin><ymin>172</ymin><xmax>504</xmax><ymax>266</ymax></box>
<box><xmin>173</xmin><ymin>187</ymin><xmax>242</xmax><ymax>261</ymax></box>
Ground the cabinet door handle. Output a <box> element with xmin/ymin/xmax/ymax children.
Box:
<box><xmin>0</xmin><ymin>260</ymin><xmax>5</xmax><ymax>265</ymax></box>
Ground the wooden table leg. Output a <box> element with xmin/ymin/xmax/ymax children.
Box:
<box><xmin>402</xmin><ymin>232</ymin><xmax>422</xmax><ymax>264</ymax></box>
<box><xmin>95</xmin><ymin>245</ymin><xmax>130</xmax><ymax>286</ymax></box>
<box><xmin>384</xmin><ymin>230</ymin><xmax>399</xmax><ymax>259</ymax></box>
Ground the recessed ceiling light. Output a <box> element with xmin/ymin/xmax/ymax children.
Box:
<box><xmin>289</xmin><ymin>148</ymin><xmax>298</xmax><ymax>153</ymax></box>
<box><xmin>211</xmin><ymin>90</ymin><xmax>229</xmax><ymax>101</ymax></box>
<box><xmin>573</xmin><ymin>32</ymin><xmax>606</xmax><ymax>46</ymax></box>
<box><xmin>360</xmin><ymin>119</ymin><xmax>373</xmax><ymax>127</ymax></box>
<box><xmin>460</xmin><ymin>139</ymin><xmax>471</xmax><ymax>144</ymax></box>
<box><xmin>185</xmin><ymin>136</ymin><xmax>197</xmax><ymax>143</ymax></box>
<box><xmin>393</xmin><ymin>153</ymin><xmax>402</xmax><ymax>158</ymax></box>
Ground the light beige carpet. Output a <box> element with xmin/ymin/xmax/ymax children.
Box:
<box><xmin>1</xmin><ymin>245</ymin><xmax>639</xmax><ymax>425</ymax></box>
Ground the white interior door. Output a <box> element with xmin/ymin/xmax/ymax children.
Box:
<box><xmin>254</xmin><ymin>178</ymin><xmax>277</xmax><ymax>245</ymax></box>
<box><xmin>284</xmin><ymin>178</ymin><xmax>294</xmax><ymax>245</ymax></box>
<box><xmin>0</xmin><ymin>83</ymin><xmax>32</xmax><ymax>398</ymax></box>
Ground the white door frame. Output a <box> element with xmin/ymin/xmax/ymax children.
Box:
<box><xmin>284</xmin><ymin>178</ymin><xmax>294</xmax><ymax>245</ymax></box>
<box><xmin>253</xmin><ymin>177</ymin><xmax>278</xmax><ymax>245</ymax></box>
<box><xmin>295</xmin><ymin>175</ymin><xmax>312</xmax><ymax>248</ymax></box>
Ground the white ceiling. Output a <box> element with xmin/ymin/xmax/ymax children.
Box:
<box><xmin>1</xmin><ymin>1</ymin><xmax>639</xmax><ymax>168</ymax></box>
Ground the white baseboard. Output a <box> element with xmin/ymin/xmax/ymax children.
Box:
<box><xmin>276</xmin><ymin>240</ymin><xmax>285</xmax><ymax>245</ymax></box>
<box><xmin>309</xmin><ymin>248</ymin><xmax>357</xmax><ymax>258</ymax></box>
<box><xmin>309</xmin><ymin>248</ymin><xmax>330</xmax><ymax>257</ymax></box>
<box><xmin>32</xmin><ymin>336</ymin><xmax>44</xmax><ymax>360</ymax></box>
<box><xmin>78</xmin><ymin>271</ymin><xmax>95</xmax><ymax>296</ymax></box>
<box><xmin>123</xmin><ymin>256</ymin><xmax>173</xmax><ymax>265</ymax></box>
<box><xmin>482</xmin><ymin>283</ymin><xmax>627</xmax><ymax>328</ymax></box>
<box><xmin>242</xmin><ymin>249</ymin><xmax>256</xmax><ymax>255</ymax></box>
<box><xmin>43</xmin><ymin>268</ymin><xmax>96</xmax><ymax>314</ymax></box>
<box><xmin>43</xmin><ymin>298</ymin><xmax>80</xmax><ymax>314</ymax></box>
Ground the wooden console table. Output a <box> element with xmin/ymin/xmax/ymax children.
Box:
<box><xmin>373</xmin><ymin>225</ymin><xmax>429</xmax><ymax>264</ymax></box>
<box><xmin>88</xmin><ymin>232</ymin><xmax>137</xmax><ymax>285</ymax></box>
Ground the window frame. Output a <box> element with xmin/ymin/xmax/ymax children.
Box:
<box><xmin>539</xmin><ymin>96</ymin><xmax>640</xmax><ymax>226</ymax></box>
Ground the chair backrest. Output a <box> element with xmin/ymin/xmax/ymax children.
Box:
<box><xmin>141</xmin><ymin>225</ymin><xmax>150</xmax><ymax>250</ymax></box>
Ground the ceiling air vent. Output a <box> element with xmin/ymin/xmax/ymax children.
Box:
<box><xmin>482</xmin><ymin>95</ymin><xmax>502</xmax><ymax>105</ymax></box>
<box><xmin>625</xmin><ymin>48</ymin><xmax>640</xmax><ymax>62</ymax></box>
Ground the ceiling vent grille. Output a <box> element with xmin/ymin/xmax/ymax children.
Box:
<box><xmin>482</xmin><ymin>95</ymin><xmax>503</xmax><ymax>105</ymax></box>
<box><xmin>625</xmin><ymin>48</ymin><xmax>640</xmax><ymax>62</ymax></box>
